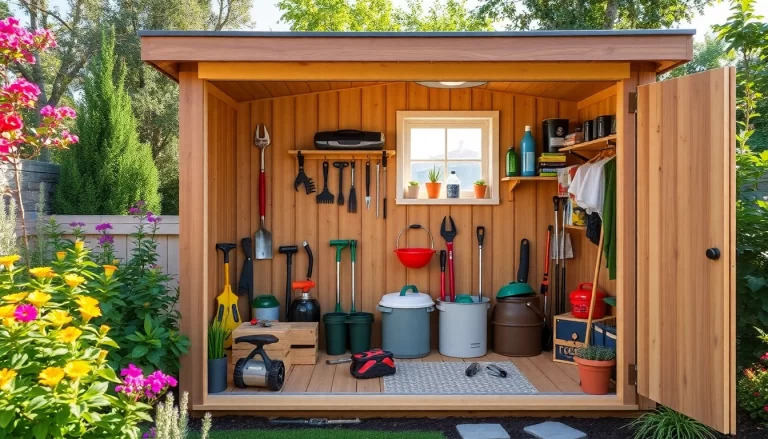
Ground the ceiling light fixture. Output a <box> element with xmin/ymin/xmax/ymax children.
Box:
<box><xmin>415</xmin><ymin>81</ymin><xmax>488</xmax><ymax>89</ymax></box>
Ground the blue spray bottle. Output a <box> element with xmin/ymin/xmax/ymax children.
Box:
<box><xmin>520</xmin><ymin>125</ymin><xmax>536</xmax><ymax>177</ymax></box>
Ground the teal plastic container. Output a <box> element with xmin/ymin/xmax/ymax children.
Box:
<box><xmin>520</xmin><ymin>126</ymin><xmax>536</xmax><ymax>177</ymax></box>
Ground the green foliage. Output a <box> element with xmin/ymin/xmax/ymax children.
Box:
<box><xmin>408</xmin><ymin>181</ymin><xmax>419</xmax><ymax>187</ymax></box>
<box><xmin>54</xmin><ymin>30</ymin><xmax>161</xmax><ymax>215</ymax></box>
<box><xmin>666</xmin><ymin>34</ymin><xmax>734</xmax><ymax>79</ymax></box>
<box><xmin>208</xmin><ymin>320</ymin><xmax>230</xmax><ymax>360</ymax></box>
<box><xmin>474</xmin><ymin>179</ymin><xmax>486</xmax><ymax>186</ymax></box>
<box><xmin>737</xmin><ymin>328</ymin><xmax>768</xmax><ymax>424</ymax></box>
<box><xmin>0</xmin><ymin>195</ymin><xmax>15</xmax><ymax>258</ymax></box>
<box><xmin>278</xmin><ymin>0</ymin><xmax>492</xmax><ymax>31</ymax></box>
<box><xmin>427</xmin><ymin>166</ymin><xmax>442</xmax><ymax>183</ymax></box>
<box><xmin>628</xmin><ymin>407</ymin><xmax>716</xmax><ymax>439</ymax></box>
<box><xmin>475</xmin><ymin>0</ymin><xmax>712</xmax><ymax>30</ymax></box>
<box><xmin>152</xmin><ymin>392</ymin><xmax>212</xmax><ymax>439</ymax></box>
<box><xmin>0</xmin><ymin>243</ymin><xmax>151</xmax><ymax>439</ymax></box>
<box><xmin>574</xmin><ymin>345</ymin><xmax>615</xmax><ymax>361</ymax></box>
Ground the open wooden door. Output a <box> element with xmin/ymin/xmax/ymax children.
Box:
<box><xmin>636</xmin><ymin>67</ymin><xmax>736</xmax><ymax>434</ymax></box>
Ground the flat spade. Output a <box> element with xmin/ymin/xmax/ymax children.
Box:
<box><xmin>254</xmin><ymin>124</ymin><xmax>273</xmax><ymax>259</ymax></box>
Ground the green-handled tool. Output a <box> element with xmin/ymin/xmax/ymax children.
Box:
<box><xmin>350</xmin><ymin>240</ymin><xmax>357</xmax><ymax>313</ymax></box>
<box><xmin>330</xmin><ymin>240</ymin><xmax>350</xmax><ymax>312</ymax></box>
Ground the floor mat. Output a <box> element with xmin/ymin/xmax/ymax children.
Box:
<box><xmin>383</xmin><ymin>361</ymin><xmax>538</xmax><ymax>394</ymax></box>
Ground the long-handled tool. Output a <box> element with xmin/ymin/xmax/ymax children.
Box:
<box><xmin>541</xmin><ymin>226</ymin><xmax>553</xmax><ymax>350</ymax></box>
<box><xmin>278</xmin><ymin>246</ymin><xmax>298</xmax><ymax>321</ymax></box>
<box><xmin>517</xmin><ymin>239</ymin><xmax>530</xmax><ymax>284</ymax></box>
<box><xmin>375</xmin><ymin>160</ymin><xmax>380</xmax><ymax>218</ymax></box>
<box><xmin>238</xmin><ymin>237</ymin><xmax>254</xmax><ymax>313</ymax></box>
<box><xmin>560</xmin><ymin>197</ymin><xmax>569</xmax><ymax>315</ymax></box>
<box><xmin>365</xmin><ymin>161</ymin><xmax>371</xmax><ymax>210</ymax></box>
<box><xmin>552</xmin><ymin>197</ymin><xmax>561</xmax><ymax>315</ymax></box>
<box><xmin>440</xmin><ymin>216</ymin><xmax>457</xmax><ymax>302</ymax></box>
<box><xmin>271</xmin><ymin>418</ymin><xmax>361</xmax><ymax>426</ymax></box>
<box><xmin>382</xmin><ymin>151</ymin><xmax>388</xmax><ymax>220</ymax></box>
<box><xmin>330</xmin><ymin>240</ymin><xmax>350</xmax><ymax>312</ymax></box>
<box><xmin>316</xmin><ymin>161</ymin><xmax>335</xmax><ymax>204</ymax></box>
<box><xmin>350</xmin><ymin>240</ymin><xmax>357</xmax><ymax>313</ymax></box>
<box><xmin>476</xmin><ymin>226</ymin><xmax>485</xmax><ymax>300</ymax></box>
<box><xmin>215</xmin><ymin>243</ymin><xmax>240</xmax><ymax>347</ymax></box>
<box><xmin>348</xmin><ymin>162</ymin><xmax>358</xmax><ymax>213</ymax></box>
<box><xmin>333</xmin><ymin>161</ymin><xmax>349</xmax><ymax>206</ymax></box>
<box><xmin>293</xmin><ymin>151</ymin><xmax>316</xmax><ymax>194</ymax></box>
<box><xmin>254</xmin><ymin>125</ymin><xmax>273</xmax><ymax>259</ymax></box>
<box><xmin>439</xmin><ymin>250</ymin><xmax>447</xmax><ymax>302</ymax></box>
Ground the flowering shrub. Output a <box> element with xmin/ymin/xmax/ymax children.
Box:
<box><xmin>0</xmin><ymin>241</ymin><xmax>161</xmax><ymax>438</ymax></box>
<box><xmin>738</xmin><ymin>329</ymin><xmax>768</xmax><ymax>425</ymax></box>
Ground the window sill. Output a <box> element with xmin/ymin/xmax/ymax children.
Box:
<box><xmin>395</xmin><ymin>198</ymin><xmax>500</xmax><ymax>206</ymax></box>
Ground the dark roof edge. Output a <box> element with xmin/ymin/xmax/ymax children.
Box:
<box><xmin>138</xmin><ymin>29</ymin><xmax>696</xmax><ymax>38</ymax></box>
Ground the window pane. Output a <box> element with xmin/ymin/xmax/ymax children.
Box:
<box><xmin>447</xmin><ymin>161</ymin><xmax>482</xmax><ymax>188</ymax></box>
<box><xmin>411</xmin><ymin>162</ymin><xmax>444</xmax><ymax>185</ymax></box>
<box><xmin>447</xmin><ymin>128</ymin><xmax>482</xmax><ymax>159</ymax></box>
<box><xmin>410</xmin><ymin>128</ymin><xmax>446</xmax><ymax>160</ymax></box>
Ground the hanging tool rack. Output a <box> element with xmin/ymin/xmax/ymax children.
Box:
<box><xmin>288</xmin><ymin>150</ymin><xmax>396</xmax><ymax>160</ymax></box>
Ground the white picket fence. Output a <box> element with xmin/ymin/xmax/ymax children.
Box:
<box><xmin>24</xmin><ymin>215</ymin><xmax>180</xmax><ymax>287</ymax></box>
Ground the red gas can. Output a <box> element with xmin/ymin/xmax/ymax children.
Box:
<box><xmin>569</xmin><ymin>283</ymin><xmax>607</xmax><ymax>319</ymax></box>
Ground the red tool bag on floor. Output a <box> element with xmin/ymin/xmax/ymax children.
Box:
<box><xmin>349</xmin><ymin>349</ymin><xmax>396</xmax><ymax>379</ymax></box>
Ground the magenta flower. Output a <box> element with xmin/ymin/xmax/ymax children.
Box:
<box><xmin>121</xmin><ymin>364</ymin><xmax>143</xmax><ymax>379</ymax></box>
<box><xmin>14</xmin><ymin>304</ymin><xmax>37</xmax><ymax>322</ymax></box>
<box><xmin>147</xmin><ymin>213</ymin><xmax>161</xmax><ymax>224</ymax></box>
<box><xmin>2</xmin><ymin>78</ymin><xmax>40</xmax><ymax>108</ymax></box>
<box><xmin>0</xmin><ymin>113</ymin><xmax>22</xmax><ymax>132</ymax></box>
<box><xmin>55</xmin><ymin>106</ymin><xmax>76</xmax><ymax>119</ymax></box>
<box><xmin>761</xmin><ymin>353</ymin><xmax>768</xmax><ymax>361</ymax></box>
<box><xmin>95</xmin><ymin>223</ymin><xmax>112</xmax><ymax>232</ymax></box>
<box><xmin>40</xmin><ymin>105</ymin><xmax>54</xmax><ymax>117</ymax></box>
<box><xmin>98</xmin><ymin>234</ymin><xmax>114</xmax><ymax>245</ymax></box>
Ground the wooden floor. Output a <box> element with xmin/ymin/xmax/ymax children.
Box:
<box><xmin>225</xmin><ymin>349</ymin><xmax>597</xmax><ymax>395</ymax></box>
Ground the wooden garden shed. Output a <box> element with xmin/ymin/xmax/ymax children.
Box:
<box><xmin>140</xmin><ymin>30</ymin><xmax>735</xmax><ymax>434</ymax></box>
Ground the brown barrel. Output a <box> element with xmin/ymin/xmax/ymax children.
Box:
<box><xmin>491</xmin><ymin>296</ymin><xmax>543</xmax><ymax>357</ymax></box>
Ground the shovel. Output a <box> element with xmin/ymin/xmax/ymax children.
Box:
<box><xmin>254</xmin><ymin>124</ymin><xmax>272</xmax><ymax>259</ymax></box>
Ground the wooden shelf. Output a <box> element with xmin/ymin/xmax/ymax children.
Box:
<box><xmin>558</xmin><ymin>134</ymin><xmax>617</xmax><ymax>152</ymax></box>
<box><xmin>565</xmin><ymin>224</ymin><xmax>586</xmax><ymax>231</ymax></box>
<box><xmin>502</xmin><ymin>176</ymin><xmax>558</xmax><ymax>200</ymax></box>
<box><xmin>289</xmin><ymin>150</ymin><xmax>395</xmax><ymax>160</ymax></box>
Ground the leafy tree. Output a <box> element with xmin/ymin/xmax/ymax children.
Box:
<box><xmin>475</xmin><ymin>0</ymin><xmax>713</xmax><ymax>30</ymax></box>
<box><xmin>278</xmin><ymin>0</ymin><xmax>492</xmax><ymax>31</ymax></box>
<box><xmin>666</xmin><ymin>34</ymin><xmax>734</xmax><ymax>78</ymax></box>
<box><xmin>54</xmin><ymin>30</ymin><xmax>160</xmax><ymax>215</ymax></box>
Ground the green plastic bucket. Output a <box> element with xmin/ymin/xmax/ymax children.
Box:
<box><xmin>347</xmin><ymin>312</ymin><xmax>374</xmax><ymax>354</ymax></box>
<box><xmin>323</xmin><ymin>312</ymin><xmax>348</xmax><ymax>355</ymax></box>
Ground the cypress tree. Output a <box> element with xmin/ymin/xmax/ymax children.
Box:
<box><xmin>54</xmin><ymin>29</ymin><xmax>160</xmax><ymax>214</ymax></box>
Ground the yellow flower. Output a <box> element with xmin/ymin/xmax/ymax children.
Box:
<box><xmin>103</xmin><ymin>265</ymin><xmax>117</xmax><ymax>280</ymax></box>
<box><xmin>29</xmin><ymin>267</ymin><xmax>55</xmax><ymax>279</ymax></box>
<box><xmin>56</xmin><ymin>326</ymin><xmax>82</xmax><ymax>344</ymax></box>
<box><xmin>79</xmin><ymin>305</ymin><xmax>101</xmax><ymax>322</ymax></box>
<box><xmin>63</xmin><ymin>361</ymin><xmax>90</xmax><ymax>379</ymax></box>
<box><xmin>0</xmin><ymin>368</ymin><xmax>16</xmax><ymax>390</ymax></box>
<box><xmin>38</xmin><ymin>367</ymin><xmax>65</xmax><ymax>387</ymax></box>
<box><xmin>0</xmin><ymin>254</ymin><xmax>20</xmax><ymax>269</ymax></box>
<box><xmin>64</xmin><ymin>274</ymin><xmax>85</xmax><ymax>289</ymax></box>
<box><xmin>111</xmin><ymin>259</ymin><xmax>119</xmax><ymax>266</ymax></box>
<box><xmin>74</xmin><ymin>240</ymin><xmax>84</xmax><ymax>252</ymax></box>
<box><xmin>98</xmin><ymin>349</ymin><xmax>108</xmax><ymax>362</ymax></box>
<box><xmin>3</xmin><ymin>292</ymin><xmax>27</xmax><ymax>303</ymax></box>
<box><xmin>47</xmin><ymin>310</ymin><xmax>72</xmax><ymax>327</ymax></box>
<box><xmin>2</xmin><ymin>318</ymin><xmax>14</xmax><ymax>328</ymax></box>
<box><xmin>27</xmin><ymin>291</ymin><xmax>51</xmax><ymax>308</ymax></box>
<box><xmin>99</xmin><ymin>325</ymin><xmax>110</xmax><ymax>335</ymax></box>
<box><xmin>0</xmin><ymin>304</ymin><xmax>14</xmax><ymax>318</ymax></box>
<box><xmin>55</xmin><ymin>251</ymin><xmax>67</xmax><ymax>262</ymax></box>
<box><xmin>75</xmin><ymin>296</ymin><xmax>99</xmax><ymax>308</ymax></box>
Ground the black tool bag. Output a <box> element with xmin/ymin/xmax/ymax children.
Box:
<box><xmin>314</xmin><ymin>130</ymin><xmax>385</xmax><ymax>150</ymax></box>
<box><xmin>349</xmin><ymin>349</ymin><xmax>396</xmax><ymax>379</ymax></box>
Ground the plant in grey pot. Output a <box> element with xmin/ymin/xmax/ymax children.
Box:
<box><xmin>407</xmin><ymin>181</ymin><xmax>420</xmax><ymax>199</ymax></box>
<box><xmin>208</xmin><ymin>319</ymin><xmax>231</xmax><ymax>394</ymax></box>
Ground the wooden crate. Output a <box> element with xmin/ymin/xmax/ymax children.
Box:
<box><xmin>231</xmin><ymin>322</ymin><xmax>318</xmax><ymax>366</ymax></box>
<box><xmin>553</xmin><ymin>312</ymin><xmax>616</xmax><ymax>364</ymax></box>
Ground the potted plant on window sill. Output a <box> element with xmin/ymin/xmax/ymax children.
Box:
<box><xmin>208</xmin><ymin>319</ymin><xmax>231</xmax><ymax>394</ymax></box>
<box><xmin>426</xmin><ymin>166</ymin><xmax>442</xmax><ymax>199</ymax></box>
<box><xmin>407</xmin><ymin>181</ymin><xmax>420</xmax><ymax>199</ymax></box>
<box><xmin>574</xmin><ymin>345</ymin><xmax>616</xmax><ymax>395</ymax></box>
<box><xmin>474</xmin><ymin>179</ymin><xmax>487</xmax><ymax>199</ymax></box>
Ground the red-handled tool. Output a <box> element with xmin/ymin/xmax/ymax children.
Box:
<box><xmin>440</xmin><ymin>250</ymin><xmax>447</xmax><ymax>302</ymax></box>
<box><xmin>440</xmin><ymin>216</ymin><xmax>457</xmax><ymax>302</ymax></box>
<box><xmin>254</xmin><ymin>124</ymin><xmax>272</xmax><ymax>259</ymax></box>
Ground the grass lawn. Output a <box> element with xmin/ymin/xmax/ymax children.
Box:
<box><xmin>200</xmin><ymin>429</ymin><xmax>444</xmax><ymax>439</ymax></box>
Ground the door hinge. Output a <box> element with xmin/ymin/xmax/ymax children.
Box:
<box><xmin>628</xmin><ymin>364</ymin><xmax>638</xmax><ymax>385</ymax></box>
<box><xmin>628</xmin><ymin>92</ymin><xmax>638</xmax><ymax>113</ymax></box>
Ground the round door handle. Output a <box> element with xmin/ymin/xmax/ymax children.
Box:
<box><xmin>706</xmin><ymin>248</ymin><xmax>721</xmax><ymax>260</ymax></box>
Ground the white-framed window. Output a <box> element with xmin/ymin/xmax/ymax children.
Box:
<box><xmin>396</xmin><ymin>111</ymin><xmax>500</xmax><ymax>205</ymax></box>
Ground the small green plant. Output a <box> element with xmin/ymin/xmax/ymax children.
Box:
<box><xmin>208</xmin><ymin>319</ymin><xmax>230</xmax><ymax>360</ymax></box>
<box><xmin>574</xmin><ymin>345</ymin><xmax>615</xmax><ymax>361</ymax></box>
<box><xmin>146</xmin><ymin>392</ymin><xmax>211</xmax><ymax>439</ymax></box>
<box><xmin>627</xmin><ymin>407</ymin><xmax>716</xmax><ymax>439</ymax></box>
<box><xmin>427</xmin><ymin>166</ymin><xmax>442</xmax><ymax>183</ymax></box>
<box><xmin>474</xmin><ymin>179</ymin><xmax>486</xmax><ymax>186</ymax></box>
<box><xmin>737</xmin><ymin>327</ymin><xmax>768</xmax><ymax>424</ymax></box>
<box><xmin>408</xmin><ymin>181</ymin><xmax>419</xmax><ymax>187</ymax></box>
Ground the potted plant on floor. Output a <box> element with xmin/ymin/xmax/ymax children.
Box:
<box><xmin>407</xmin><ymin>181</ymin><xmax>420</xmax><ymax>199</ymax></box>
<box><xmin>574</xmin><ymin>345</ymin><xmax>616</xmax><ymax>395</ymax></box>
<box><xmin>426</xmin><ymin>166</ymin><xmax>442</xmax><ymax>199</ymax></box>
<box><xmin>208</xmin><ymin>319</ymin><xmax>231</xmax><ymax>394</ymax></box>
<box><xmin>473</xmin><ymin>179</ymin><xmax>487</xmax><ymax>199</ymax></box>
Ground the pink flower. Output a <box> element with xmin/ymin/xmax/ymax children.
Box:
<box><xmin>61</xmin><ymin>130</ymin><xmax>78</xmax><ymax>144</ymax></box>
<box><xmin>147</xmin><ymin>213</ymin><xmax>161</xmax><ymax>224</ymax></box>
<box><xmin>115</xmin><ymin>385</ymin><xmax>124</xmax><ymax>392</ymax></box>
<box><xmin>95</xmin><ymin>223</ymin><xmax>112</xmax><ymax>232</ymax></box>
<box><xmin>14</xmin><ymin>304</ymin><xmax>37</xmax><ymax>322</ymax></box>
<box><xmin>0</xmin><ymin>113</ymin><xmax>23</xmax><ymax>132</ymax></box>
<box><xmin>55</xmin><ymin>106</ymin><xmax>76</xmax><ymax>119</ymax></box>
<box><xmin>764</xmin><ymin>405</ymin><xmax>768</xmax><ymax>412</ymax></box>
<box><xmin>761</xmin><ymin>353</ymin><xmax>768</xmax><ymax>361</ymax></box>
<box><xmin>3</xmin><ymin>78</ymin><xmax>40</xmax><ymax>108</ymax></box>
<box><xmin>32</xmin><ymin>28</ymin><xmax>56</xmax><ymax>49</ymax></box>
<box><xmin>166</xmin><ymin>376</ymin><xmax>178</xmax><ymax>387</ymax></box>
<box><xmin>121</xmin><ymin>364</ymin><xmax>144</xmax><ymax>379</ymax></box>
<box><xmin>40</xmin><ymin>105</ymin><xmax>55</xmax><ymax>117</ymax></box>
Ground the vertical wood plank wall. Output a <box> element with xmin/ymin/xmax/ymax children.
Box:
<box><xmin>211</xmin><ymin>83</ymin><xmax>618</xmax><ymax>347</ymax></box>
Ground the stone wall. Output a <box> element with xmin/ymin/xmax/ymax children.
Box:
<box><xmin>1</xmin><ymin>160</ymin><xmax>60</xmax><ymax>214</ymax></box>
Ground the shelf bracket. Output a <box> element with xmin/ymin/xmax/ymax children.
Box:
<box><xmin>507</xmin><ymin>180</ymin><xmax>521</xmax><ymax>201</ymax></box>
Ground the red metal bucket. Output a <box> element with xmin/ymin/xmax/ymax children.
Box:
<box><xmin>394</xmin><ymin>224</ymin><xmax>435</xmax><ymax>269</ymax></box>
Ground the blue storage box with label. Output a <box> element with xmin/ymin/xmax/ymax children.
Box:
<box><xmin>553</xmin><ymin>312</ymin><xmax>616</xmax><ymax>364</ymax></box>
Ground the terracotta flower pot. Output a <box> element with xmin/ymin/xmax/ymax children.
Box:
<box><xmin>574</xmin><ymin>356</ymin><xmax>615</xmax><ymax>395</ymax></box>
<box><xmin>425</xmin><ymin>182</ymin><xmax>442</xmax><ymax>199</ymax></box>
<box><xmin>474</xmin><ymin>184</ymin><xmax>487</xmax><ymax>199</ymax></box>
<box><xmin>407</xmin><ymin>185</ymin><xmax>420</xmax><ymax>199</ymax></box>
